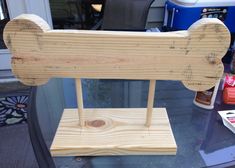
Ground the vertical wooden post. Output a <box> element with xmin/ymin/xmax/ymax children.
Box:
<box><xmin>76</xmin><ymin>78</ymin><xmax>84</xmax><ymax>127</ymax></box>
<box><xmin>145</xmin><ymin>80</ymin><xmax>156</xmax><ymax>127</ymax></box>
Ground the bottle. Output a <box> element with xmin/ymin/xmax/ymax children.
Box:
<box><xmin>193</xmin><ymin>80</ymin><xmax>220</xmax><ymax>110</ymax></box>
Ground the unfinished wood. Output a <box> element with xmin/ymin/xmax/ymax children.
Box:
<box><xmin>75</xmin><ymin>78</ymin><xmax>84</xmax><ymax>127</ymax></box>
<box><xmin>4</xmin><ymin>14</ymin><xmax>230</xmax><ymax>91</ymax></box>
<box><xmin>146</xmin><ymin>80</ymin><xmax>156</xmax><ymax>127</ymax></box>
<box><xmin>50</xmin><ymin>108</ymin><xmax>176</xmax><ymax>156</ymax></box>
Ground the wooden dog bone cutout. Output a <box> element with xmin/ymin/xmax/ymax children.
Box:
<box><xmin>4</xmin><ymin>14</ymin><xmax>230</xmax><ymax>91</ymax></box>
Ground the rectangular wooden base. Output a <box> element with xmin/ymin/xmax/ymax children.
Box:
<box><xmin>50</xmin><ymin>108</ymin><xmax>177</xmax><ymax>156</ymax></box>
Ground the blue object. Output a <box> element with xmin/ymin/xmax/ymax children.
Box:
<box><xmin>164</xmin><ymin>0</ymin><xmax>235</xmax><ymax>33</ymax></box>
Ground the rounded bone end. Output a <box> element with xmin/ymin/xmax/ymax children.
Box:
<box><xmin>3</xmin><ymin>14</ymin><xmax>51</xmax><ymax>51</ymax></box>
<box><xmin>188</xmin><ymin>18</ymin><xmax>231</xmax><ymax>57</ymax></box>
<box><xmin>182</xmin><ymin>71</ymin><xmax>223</xmax><ymax>92</ymax></box>
<box><xmin>184</xmin><ymin>18</ymin><xmax>229</xmax><ymax>91</ymax></box>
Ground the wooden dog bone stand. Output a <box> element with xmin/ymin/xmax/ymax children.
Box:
<box><xmin>3</xmin><ymin>14</ymin><xmax>231</xmax><ymax>156</ymax></box>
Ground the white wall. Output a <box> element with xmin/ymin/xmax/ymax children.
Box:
<box><xmin>7</xmin><ymin>0</ymin><xmax>52</xmax><ymax>26</ymax></box>
<box><xmin>1</xmin><ymin>0</ymin><xmax>26</xmax><ymax>70</ymax></box>
<box><xmin>0</xmin><ymin>50</ymin><xmax>11</xmax><ymax>70</ymax></box>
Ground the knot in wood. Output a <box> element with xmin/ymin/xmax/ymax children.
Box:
<box><xmin>87</xmin><ymin>120</ymin><xmax>105</xmax><ymax>128</ymax></box>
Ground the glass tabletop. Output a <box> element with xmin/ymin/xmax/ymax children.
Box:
<box><xmin>40</xmin><ymin>79</ymin><xmax>235</xmax><ymax>168</ymax></box>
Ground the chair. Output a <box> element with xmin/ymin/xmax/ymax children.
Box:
<box><xmin>101</xmin><ymin>0</ymin><xmax>154</xmax><ymax>30</ymax></box>
<box><xmin>92</xmin><ymin>0</ymin><xmax>154</xmax><ymax>30</ymax></box>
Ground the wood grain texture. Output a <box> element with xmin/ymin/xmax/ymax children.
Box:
<box><xmin>75</xmin><ymin>78</ymin><xmax>84</xmax><ymax>127</ymax></box>
<box><xmin>50</xmin><ymin>108</ymin><xmax>177</xmax><ymax>156</ymax></box>
<box><xmin>3</xmin><ymin>14</ymin><xmax>231</xmax><ymax>91</ymax></box>
<box><xmin>146</xmin><ymin>80</ymin><xmax>156</xmax><ymax>127</ymax></box>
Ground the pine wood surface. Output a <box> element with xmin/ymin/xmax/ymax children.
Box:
<box><xmin>50</xmin><ymin>108</ymin><xmax>177</xmax><ymax>156</ymax></box>
<box><xmin>146</xmin><ymin>80</ymin><xmax>156</xmax><ymax>126</ymax></box>
<box><xmin>75</xmin><ymin>78</ymin><xmax>84</xmax><ymax>127</ymax></box>
<box><xmin>4</xmin><ymin>14</ymin><xmax>231</xmax><ymax>91</ymax></box>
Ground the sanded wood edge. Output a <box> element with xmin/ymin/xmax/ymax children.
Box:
<box><xmin>51</xmin><ymin>147</ymin><xmax>177</xmax><ymax>156</ymax></box>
